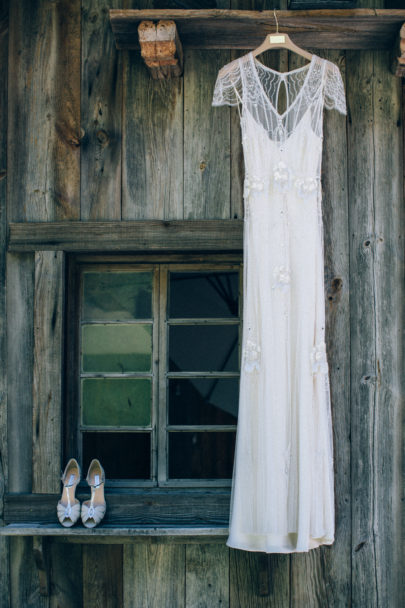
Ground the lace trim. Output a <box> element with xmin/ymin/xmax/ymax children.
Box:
<box><xmin>244</xmin><ymin>163</ymin><xmax>319</xmax><ymax>199</ymax></box>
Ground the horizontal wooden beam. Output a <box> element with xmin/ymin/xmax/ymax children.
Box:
<box><xmin>8</xmin><ymin>220</ymin><xmax>243</xmax><ymax>253</ymax></box>
<box><xmin>4</xmin><ymin>491</ymin><xmax>231</xmax><ymax>527</ymax></box>
<box><xmin>109</xmin><ymin>9</ymin><xmax>405</xmax><ymax>51</ymax></box>
<box><xmin>0</xmin><ymin>524</ymin><xmax>228</xmax><ymax>543</ymax></box>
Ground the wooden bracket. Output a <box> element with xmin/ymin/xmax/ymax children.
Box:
<box><xmin>138</xmin><ymin>20</ymin><xmax>183</xmax><ymax>80</ymax></box>
<box><xmin>33</xmin><ymin>536</ymin><xmax>50</xmax><ymax>596</ymax></box>
<box><xmin>393</xmin><ymin>23</ymin><xmax>405</xmax><ymax>77</ymax></box>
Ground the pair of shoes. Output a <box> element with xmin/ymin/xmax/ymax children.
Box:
<box><xmin>57</xmin><ymin>458</ymin><xmax>106</xmax><ymax>528</ymax></box>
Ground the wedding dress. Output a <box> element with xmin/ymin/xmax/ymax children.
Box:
<box><xmin>212</xmin><ymin>53</ymin><xmax>346</xmax><ymax>553</ymax></box>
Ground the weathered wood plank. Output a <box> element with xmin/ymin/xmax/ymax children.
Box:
<box><xmin>347</xmin><ymin>49</ymin><xmax>378</xmax><ymax>608</ymax></box>
<box><xmin>0</xmin><ymin>1</ymin><xmax>9</xmax><ymax>606</ymax></box>
<box><xmin>123</xmin><ymin>543</ymin><xmax>185</xmax><ymax>607</ymax></box>
<box><xmin>8</xmin><ymin>220</ymin><xmax>244</xmax><ymax>252</ymax></box>
<box><xmin>9</xmin><ymin>537</ymin><xmax>48</xmax><ymax>608</ymax></box>
<box><xmin>230</xmin><ymin>550</ymin><xmax>290</xmax><ymax>607</ymax></box>
<box><xmin>8</xmin><ymin>0</ymin><xmax>80</xmax><ymax>222</ymax></box>
<box><xmin>49</xmin><ymin>542</ymin><xmax>83</xmax><ymax>608</ymax></box>
<box><xmin>6</xmin><ymin>254</ymin><xmax>34</xmax><ymax>493</ymax></box>
<box><xmin>32</xmin><ymin>251</ymin><xmax>65</xmax><ymax>494</ymax></box>
<box><xmin>184</xmin><ymin>49</ymin><xmax>231</xmax><ymax>219</ymax></box>
<box><xmin>4</xmin><ymin>490</ymin><xmax>231</xmax><ymax>527</ymax></box>
<box><xmin>319</xmin><ymin>49</ymin><xmax>351</xmax><ymax>607</ymax></box>
<box><xmin>122</xmin><ymin>0</ymin><xmax>184</xmax><ymax>221</ymax></box>
<box><xmin>109</xmin><ymin>9</ymin><xmax>405</xmax><ymax>51</ymax></box>
<box><xmin>83</xmin><ymin>545</ymin><xmax>123</xmax><ymax>608</ymax></box>
<box><xmin>372</xmin><ymin>49</ymin><xmax>403</xmax><ymax>608</ymax></box>
<box><xmin>185</xmin><ymin>544</ymin><xmax>229</xmax><ymax>608</ymax></box>
<box><xmin>81</xmin><ymin>0</ymin><xmax>122</xmax><ymax>220</ymax></box>
<box><xmin>138</xmin><ymin>20</ymin><xmax>183</xmax><ymax>79</ymax></box>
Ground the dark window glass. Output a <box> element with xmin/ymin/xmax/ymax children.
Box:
<box><xmin>169</xmin><ymin>378</ymin><xmax>238</xmax><ymax>425</ymax></box>
<box><xmin>169</xmin><ymin>271</ymin><xmax>239</xmax><ymax>318</ymax></box>
<box><xmin>169</xmin><ymin>325</ymin><xmax>239</xmax><ymax>372</ymax></box>
<box><xmin>169</xmin><ymin>432</ymin><xmax>236</xmax><ymax>479</ymax></box>
<box><xmin>81</xmin><ymin>378</ymin><xmax>151</xmax><ymax>427</ymax></box>
<box><xmin>82</xmin><ymin>432</ymin><xmax>151</xmax><ymax>479</ymax></box>
<box><xmin>82</xmin><ymin>324</ymin><xmax>152</xmax><ymax>373</ymax></box>
<box><xmin>83</xmin><ymin>271</ymin><xmax>152</xmax><ymax>321</ymax></box>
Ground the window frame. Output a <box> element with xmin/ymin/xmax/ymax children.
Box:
<box><xmin>64</xmin><ymin>253</ymin><xmax>243</xmax><ymax>492</ymax></box>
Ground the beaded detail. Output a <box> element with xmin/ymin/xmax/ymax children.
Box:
<box><xmin>243</xmin><ymin>339</ymin><xmax>261</xmax><ymax>373</ymax></box>
<box><xmin>310</xmin><ymin>342</ymin><xmax>329</xmax><ymax>375</ymax></box>
<box><xmin>272</xmin><ymin>266</ymin><xmax>291</xmax><ymax>291</ymax></box>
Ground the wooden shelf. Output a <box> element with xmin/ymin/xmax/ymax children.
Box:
<box><xmin>109</xmin><ymin>9</ymin><xmax>405</xmax><ymax>51</ymax></box>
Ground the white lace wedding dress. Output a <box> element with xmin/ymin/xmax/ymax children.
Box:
<box><xmin>212</xmin><ymin>53</ymin><xmax>346</xmax><ymax>553</ymax></box>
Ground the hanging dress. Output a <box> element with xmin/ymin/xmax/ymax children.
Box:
<box><xmin>212</xmin><ymin>53</ymin><xmax>346</xmax><ymax>553</ymax></box>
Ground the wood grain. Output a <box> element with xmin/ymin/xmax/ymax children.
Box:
<box><xmin>49</xmin><ymin>542</ymin><xmax>83</xmax><ymax>608</ymax></box>
<box><xmin>124</xmin><ymin>543</ymin><xmax>185</xmax><ymax>607</ymax></box>
<box><xmin>186</xmin><ymin>544</ymin><xmax>229</xmax><ymax>607</ymax></box>
<box><xmin>83</xmin><ymin>545</ymin><xmax>123</xmax><ymax>608</ymax></box>
<box><xmin>8</xmin><ymin>0</ymin><xmax>80</xmax><ymax>222</ymax></box>
<box><xmin>81</xmin><ymin>0</ymin><xmax>122</xmax><ymax>220</ymax></box>
<box><xmin>109</xmin><ymin>9</ymin><xmax>405</xmax><ymax>51</ymax></box>
<box><xmin>32</xmin><ymin>251</ymin><xmax>65</xmax><ymax>494</ymax></box>
<box><xmin>184</xmin><ymin>49</ymin><xmax>231</xmax><ymax>219</ymax></box>
<box><xmin>8</xmin><ymin>220</ymin><xmax>244</xmax><ymax>252</ymax></box>
<box><xmin>9</xmin><ymin>537</ymin><xmax>48</xmax><ymax>608</ymax></box>
<box><xmin>122</xmin><ymin>23</ymin><xmax>184</xmax><ymax>220</ymax></box>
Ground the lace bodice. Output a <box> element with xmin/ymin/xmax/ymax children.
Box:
<box><xmin>212</xmin><ymin>53</ymin><xmax>346</xmax><ymax>144</ymax></box>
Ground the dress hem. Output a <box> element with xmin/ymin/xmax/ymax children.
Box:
<box><xmin>226</xmin><ymin>533</ymin><xmax>334</xmax><ymax>554</ymax></box>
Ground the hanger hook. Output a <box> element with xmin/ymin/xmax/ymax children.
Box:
<box><xmin>273</xmin><ymin>9</ymin><xmax>279</xmax><ymax>34</ymax></box>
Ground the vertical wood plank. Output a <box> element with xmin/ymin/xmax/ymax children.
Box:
<box><xmin>184</xmin><ymin>49</ymin><xmax>230</xmax><ymax>220</ymax></box>
<box><xmin>49</xmin><ymin>542</ymin><xmax>83</xmax><ymax>608</ymax></box>
<box><xmin>123</xmin><ymin>543</ymin><xmax>185</xmax><ymax>607</ymax></box>
<box><xmin>83</xmin><ymin>545</ymin><xmax>123</xmax><ymax>608</ymax></box>
<box><xmin>122</xmin><ymin>52</ymin><xmax>184</xmax><ymax>220</ymax></box>
<box><xmin>10</xmin><ymin>537</ymin><xmax>48</xmax><ymax>608</ymax></box>
<box><xmin>186</xmin><ymin>544</ymin><xmax>229</xmax><ymax>608</ymax></box>
<box><xmin>0</xmin><ymin>1</ymin><xmax>9</xmax><ymax>606</ymax></box>
<box><xmin>7</xmin><ymin>253</ymin><xmax>34</xmax><ymax>493</ymax></box>
<box><xmin>230</xmin><ymin>549</ymin><xmax>290</xmax><ymax>607</ymax></box>
<box><xmin>372</xmin><ymin>49</ymin><xmax>403</xmax><ymax>608</ymax></box>
<box><xmin>291</xmin><ymin>50</ymin><xmax>351</xmax><ymax>608</ymax></box>
<box><xmin>8</xmin><ymin>0</ymin><xmax>80</xmax><ymax>222</ymax></box>
<box><xmin>347</xmin><ymin>49</ymin><xmax>378</xmax><ymax>608</ymax></box>
<box><xmin>32</xmin><ymin>251</ymin><xmax>64</xmax><ymax>494</ymax></box>
<box><xmin>81</xmin><ymin>0</ymin><xmax>122</xmax><ymax>220</ymax></box>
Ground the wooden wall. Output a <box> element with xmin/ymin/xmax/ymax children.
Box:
<box><xmin>0</xmin><ymin>0</ymin><xmax>404</xmax><ymax>606</ymax></box>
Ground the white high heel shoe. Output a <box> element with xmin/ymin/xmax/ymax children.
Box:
<box><xmin>57</xmin><ymin>458</ymin><xmax>81</xmax><ymax>527</ymax></box>
<box><xmin>81</xmin><ymin>459</ymin><xmax>106</xmax><ymax>528</ymax></box>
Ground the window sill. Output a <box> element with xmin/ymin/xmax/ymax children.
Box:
<box><xmin>0</xmin><ymin>523</ymin><xmax>228</xmax><ymax>544</ymax></box>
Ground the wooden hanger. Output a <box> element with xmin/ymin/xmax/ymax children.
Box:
<box><xmin>252</xmin><ymin>10</ymin><xmax>313</xmax><ymax>62</ymax></box>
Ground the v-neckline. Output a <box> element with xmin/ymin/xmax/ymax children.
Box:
<box><xmin>248</xmin><ymin>52</ymin><xmax>316</xmax><ymax>120</ymax></box>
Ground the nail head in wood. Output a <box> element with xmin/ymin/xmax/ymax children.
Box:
<box><xmin>138</xmin><ymin>20</ymin><xmax>183</xmax><ymax>79</ymax></box>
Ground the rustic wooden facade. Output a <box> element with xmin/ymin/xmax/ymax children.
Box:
<box><xmin>0</xmin><ymin>0</ymin><xmax>404</xmax><ymax>606</ymax></box>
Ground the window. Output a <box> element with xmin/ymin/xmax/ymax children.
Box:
<box><xmin>65</xmin><ymin>257</ymin><xmax>241</xmax><ymax>490</ymax></box>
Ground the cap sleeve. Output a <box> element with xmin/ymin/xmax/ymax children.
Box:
<box><xmin>212</xmin><ymin>59</ymin><xmax>242</xmax><ymax>107</ymax></box>
<box><xmin>324</xmin><ymin>60</ymin><xmax>346</xmax><ymax>115</ymax></box>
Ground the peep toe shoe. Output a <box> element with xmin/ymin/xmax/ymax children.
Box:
<box><xmin>81</xmin><ymin>459</ymin><xmax>106</xmax><ymax>528</ymax></box>
<box><xmin>57</xmin><ymin>458</ymin><xmax>81</xmax><ymax>527</ymax></box>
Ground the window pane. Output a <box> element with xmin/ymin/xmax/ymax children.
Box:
<box><xmin>83</xmin><ymin>272</ymin><xmax>152</xmax><ymax>320</ymax></box>
<box><xmin>83</xmin><ymin>432</ymin><xmax>150</xmax><ymax>479</ymax></box>
<box><xmin>169</xmin><ymin>271</ymin><xmax>239</xmax><ymax>318</ymax></box>
<box><xmin>82</xmin><ymin>378</ymin><xmax>151</xmax><ymax>427</ymax></box>
<box><xmin>82</xmin><ymin>324</ymin><xmax>152</xmax><ymax>373</ymax></box>
<box><xmin>169</xmin><ymin>378</ymin><xmax>238</xmax><ymax>425</ymax></box>
<box><xmin>169</xmin><ymin>325</ymin><xmax>239</xmax><ymax>372</ymax></box>
<box><xmin>169</xmin><ymin>432</ymin><xmax>236</xmax><ymax>479</ymax></box>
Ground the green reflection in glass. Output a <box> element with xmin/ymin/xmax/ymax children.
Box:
<box><xmin>83</xmin><ymin>272</ymin><xmax>152</xmax><ymax>321</ymax></box>
<box><xmin>82</xmin><ymin>324</ymin><xmax>152</xmax><ymax>373</ymax></box>
<box><xmin>82</xmin><ymin>378</ymin><xmax>151</xmax><ymax>427</ymax></box>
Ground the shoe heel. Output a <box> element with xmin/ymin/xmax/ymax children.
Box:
<box><xmin>81</xmin><ymin>459</ymin><xmax>106</xmax><ymax>528</ymax></box>
<box><xmin>57</xmin><ymin>458</ymin><xmax>81</xmax><ymax>527</ymax></box>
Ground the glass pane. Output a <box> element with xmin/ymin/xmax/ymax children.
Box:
<box><xmin>82</xmin><ymin>432</ymin><xmax>151</xmax><ymax>479</ymax></box>
<box><xmin>82</xmin><ymin>378</ymin><xmax>151</xmax><ymax>427</ymax></box>
<box><xmin>83</xmin><ymin>272</ymin><xmax>152</xmax><ymax>320</ymax></box>
<box><xmin>169</xmin><ymin>378</ymin><xmax>238</xmax><ymax>425</ymax></box>
<box><xmin>169</xmin><ymin>271</ymin><xmax>239</xmax><ymax>318</ymax></box>
<box><xmin>169</xmin><ymin>432</ymin><xmax>236</xmax><ymax>479</ymax></box>
<box><xmin>82</xmin><ymin>324</ymin><xmax>152</xmax><ymax>373</ymax></box>
<box><xmin>169</xmin><ymin>325</ymin><xmax>239</xmax><ymax>372</ymax></box>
